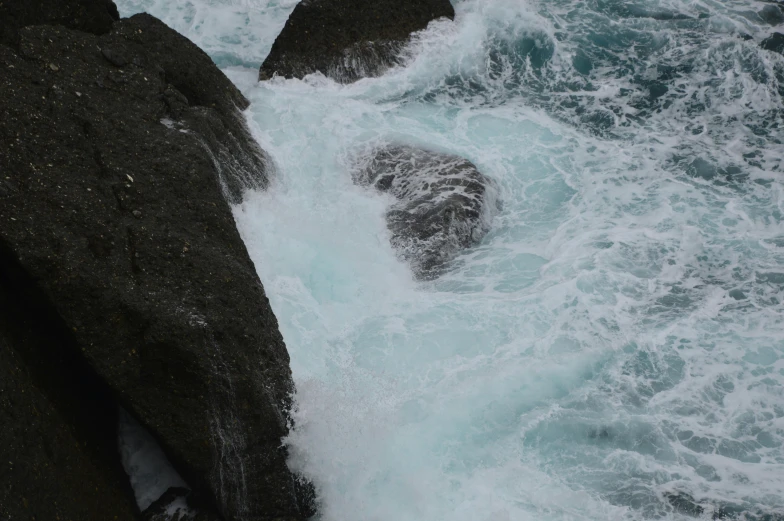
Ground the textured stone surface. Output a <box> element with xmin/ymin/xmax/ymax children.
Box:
<box><xmin>0</xmin><ymin>247</ymin><xmax>138</xmax><ymax>521</ymax></box>
<box><xmin>0</xmin><ymin>0</ymin><xmax>119</xmax><ymax>47</ymax></box>
<box><xmin>761</xmin><ymin>32</ymin><xmax>784</xmax><ymax>54</ymax></box>
<box><xmin>354</xmin><ymin>144</ymin><xmax>500</xmax><ymax>279</ymax></box>
<box><xmin>259</xmin><ymin>0</ymin><xmax>455</xmax><ymax>82</ymax></box>
<box><xmin>0</xmin><ymin>8</ymin><xmax>313</xmax><ymax>521</ymax></box>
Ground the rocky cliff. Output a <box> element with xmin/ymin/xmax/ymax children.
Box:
<box><xmin>0</xmin><ymin>1</ymin><xmax>313</xmax><ymax>519</ymax></box>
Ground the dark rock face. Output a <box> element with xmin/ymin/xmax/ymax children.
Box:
<box><xmin>0</xmin><ymin>244</ymin><xmax>137</xmax><ymax>521</ymax></box>
<box><xmin>665</xmin><ymin>492</ymin><xmax>705</xmax><ymax>517</ymax></box>
<box><xmin>758</xmin><ymin>4</ymin><xmax>784</xmax><ymax>25</ymax></box>
<box><xmin>354</xmin><ymin>144</ymin><xmax>500</xmax><ymax>279</ymax></box>
<box><xmin>762</xmin><ymin>32</ymin><xmax>784</xmax><ymax>54</ymax></box>
<box><xmin>0</xmin><ymin>0</ymin><xmax>119</xmax><ymax>47</ymax></box>
<box><xmin>0</xmin><ymin>8</ymin><xmax>313</xmax><ymax>521</ymax></box>
<box><xmin>663</xmin><ymin>491</ymin><xmax>784</xmax><ymax>521</ymax></box>
<box><xmin>259</xmin><ymin>0</ymin><xmax>455</xmax><ymax>83</ymax></box>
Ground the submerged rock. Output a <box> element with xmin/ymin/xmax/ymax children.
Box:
<box><xmin>259</xmin><ymin>0</ymin><xmax>455</xmax><ymax>83</ymax></box>
<box><xmin>665</xmin><ymin>492</ymin><xmax>705</xmax><ymax>517</ymax></box>
<box><xmin>761</xmin><ymin>32</ymin><xmax>784</xmax><ymax>55</ymax></box>
<box><xmin>0</xmin><ymin>4</ymin><xmax>313</xmax><ymax>521</ymax></box>
<box><xmin>758</xmin><ymin>4</ymin><xmax>784</xmax><ymax>26</ymax></box>
<box><xmin>354</xmin><ymin>144</ymin><xmax>500</xmax><ymax>279</ymax></box>
<box><xmin>663</xmin><ymin>491</ymin><xmax>784</xmax><ymax>521</ymax></box>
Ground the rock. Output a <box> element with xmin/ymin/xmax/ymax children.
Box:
<box><xmin>259</xmin><ymin>0</ymin><xmax>455</xmax><ymax>83</ymax></box>
<box><xmin>102</xmin><ymin>46</ymin><xmax>129</xmax><ymax>67</ymax></box>
<box><xmin>0</xmin><ymin>249</ymin><xmax>137</xmax><ymax>521</ymax></box>
<box><xmin>98</xmin><ymin>12</ymin><xmax>271</xmax><ymax>204</ymax></box>
<box><xmin>354</xmin><ymin>144</ymin><xmax>500</xmax><ymax>279</ymax></box>
<box><xmin>0</xmin><ymin>8</ymin><xmax>313</xmax><ymax>521</ymax></box>
<box><xmin>758</xmin><ymin>4</ymin><xmax>784</xmax><ymax>25</ymax></box>
<box><xmin>0</xmin><ymin>0</ymin><xmax>119</xmax><ymax>48</ymax></box>
<box><xmin>713</xmin><ymin>505</ymin><xmax>784</xmax><ymax>521</ymax></box>
<box><xmin>662</xmin><ymin>492</ymin><xmax>784</xmax><ymax>521</ymax></box>
<box><xmin>729</xmin><ymin>288</ymin><xmax>747</xmax><ymax>300</ymax></box>
<box><xmin>665</xmin><ymin>492</ymin><xmax>705</xmax><ymax>517</ymax></box>
<box><xmin>762</xmin><ymin>32</ymin><xmax>784</xmax><ymax>54</ymax></box>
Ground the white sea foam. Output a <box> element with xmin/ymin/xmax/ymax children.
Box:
<box><xmin>118</xmin><ymin>0</ymin><xmax>784</xmax><ymax>519</ymax></box>
<box><xmin>118</xmin><ymin>408</ymin><xmax>189</xmax><ymax>511</ymax></box>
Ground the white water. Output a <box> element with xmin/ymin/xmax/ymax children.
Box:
<box><xmin>118</xmin><ymin>0</ymin><xmax>784</xmax><ymax>519</ymax></box>
<box><xmin>118</xmin><ymin>408</ymin><xmax>189</xmax><ymax>511</ymax></box>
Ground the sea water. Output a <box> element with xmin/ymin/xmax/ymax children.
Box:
<box><xmin>117</xmin><ymin>0</ymin><xmax>784</xmax><ymax>519</ymax></box>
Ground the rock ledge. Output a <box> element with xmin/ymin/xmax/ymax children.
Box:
<box><xmin>259</xmin><ymin>0</ymin><xmax>455</xmax><ymax>83</ymax></box>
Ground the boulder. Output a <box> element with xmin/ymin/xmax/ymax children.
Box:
<box><xmin>0</xmin><ymin>249</ymin><xmax>137</xmax><ymax>521</ymax></box>
<box><xmin>664</xmin><ymin>492</ymin><xmax>705</xmax><ymax>517</ymax></box>
<box><xmin>761</xmin><ymin>32</ymin><xmax>784</xmax><ymax>54</ymax></box>
<box><xmin>0</xmin><ymin>7</ymin><xmax>313</xmax><ymax>521</ymax></box>
<box><xmin>758</xmin><ymin>4</ymin><xmax>784</xmax><ymax>25</ymax></box>
<box><xmin>663</xmin><ymin>491</ymin><xmax>784</xmax><ymax>521</ymax></box>
<box><xmin>354</xmin><ymin>144</ymin><xmax>500</xmax><ymax>279</ymax></box>
<box><xmin>259</xmin><ymin>0</ymin><xmax>455</xmax><ymax>83</ymax></box>
<box><xmin>0</xmin><ymin>0</ymin><xmax>119</xmax><ymax>47</ymax></box>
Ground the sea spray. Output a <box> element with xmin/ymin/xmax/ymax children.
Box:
<box><xmin>118</xmin><ymin>0</ymin><xmax>784</xmax><ymax>519</ymax></box>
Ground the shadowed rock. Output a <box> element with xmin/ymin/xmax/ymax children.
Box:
<box><xmin>259</xmin><ymin>0</ymin><xmax>455</xmax><ymax>83</ymax></box>
<box><xmin>354</xmin><ymin>144</ymin><xmax>500</xmax><ymax>279</ymax></box>
<box><xmin>761</xmin><ymin>32</ymin><xmax>784</xmax><ymax>55</ymax></box>
<box><xmin>665</xmin><ymin>492</ymin><xmax>705</xmax><ymax>517</ymax></box>
<box><xmin>0</xmin><ymin>244</ymin><xmax>138</xmax><ymax>521</ymax></box>
<box><xmin>0</xmin><ymin>6</ymin><xmax>313</xmax><ymax>521</ymax></box>
<box><xmin>758</xmin><ymin>4</ymin><xmax>784</xmax><ymax>25</ymax></box>
<box><xmin>0</xmin><ymin>0</ymin><xmax>119</xmax><ymax>47</ymax></box>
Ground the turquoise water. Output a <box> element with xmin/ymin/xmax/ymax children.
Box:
<box><xmin>118</xmin><ymin>0</ymin><xmax>784</xmax><ymax>519</ymax></box>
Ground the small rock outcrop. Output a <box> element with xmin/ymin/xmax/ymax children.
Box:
<box><xmin>758</xmin><ymin>3</ymin><xmax>784</xmax><ymax>26</ymax></box>
<box><xmin>663</xmin><ymin>491</ymin><xmax>784</xmax><ymax>521</ymax></box>
<box><xmin>761</xmin><ymin>32</ymin><xmax>784</xmax><ymax>54</ymax></box>
<box><xmin>0</xmin><ymin>2</ymin><xmax>313</xmax><ymax>520</ymax></box>
<box><xmin>354</xmin><ymin>144</ymin><xmax>500</xmax><ymax>279</ymax></box>
<box><xmin>259</xmin><ymin>0</ymin><xmax>455</xmax><ymax>83</ymax></box>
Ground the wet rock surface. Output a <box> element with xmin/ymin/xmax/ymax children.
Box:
<box><xmin>354</xmin><ymin>144</ymin><xmax>500</xmax><ymax>279</ymax></box>
<box><xmin>0</xmin><ymin>4</ymin><xmax>313</xmax><ymax>521</ymax></box>
<box><xmin>259</xmin><ymin>0</ymin><xmax>455</xmax><ymax>83</ymax></box>
<box><xmin>663</xmin><ymin>491</ymin><xmax>784</xmax><ymax>520</ymax></box>
<box><xmin>761</xmin><ymin>32</ymin><xmax>784</xmax><ymax>54</ymax></box>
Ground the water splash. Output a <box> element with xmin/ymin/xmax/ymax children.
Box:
<box><xmin>117</xmin><ymin>0</ymin><xmax>784</xmax><ymax>519</ymax></box>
